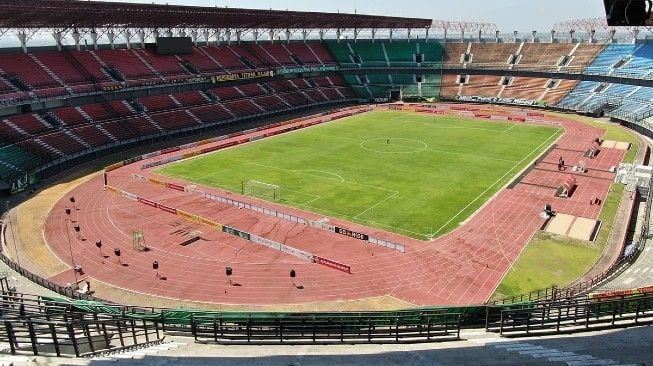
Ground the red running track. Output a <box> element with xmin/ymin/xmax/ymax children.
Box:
<box><xmin>43</xmin><ymin>105</ymin><xmax>626</xmax><ymax>307</ymax></box>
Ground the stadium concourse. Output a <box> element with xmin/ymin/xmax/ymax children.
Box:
<box><xmin>40</xmin><ymin>104</ymin><xmax>625</xmax><ymax>307</ymax></box>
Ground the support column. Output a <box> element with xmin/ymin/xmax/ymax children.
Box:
<box><xmin>443</xmin><ymin>28</ymin><xmax>447</xmax><ymax>43</ymax></box>
<box><xmin>216</xmin><ymin>29</ymin><xmax>222</xmax><ymax>46</ymax></box>
<box><xmin>179</xmin><ymin>29</ymin><xmax>187</xmax><ymax>38</ymax></box>
<box><xmin>550</xmin><ymin>30</ymin><xmax>556</xmax><ymax>43</ymax></box>
<box><xmin>268</xmin><ymin>30</ymin><xmax>274</xmax><ymax>44</ymax></box>
<box><xmin>336</xmin><ymin>29</ymin><xmax>341</xmax><ymax>43</ymax></box>
<box><xmin>191</xmin><ymin>30</ymin><xmax>198</xmax><ymax>46</ymax></box>
<box><xmin>353</xmin><ymin>29</ymin><xmax>359</xmax><ymax>43</ymax></box>
<box><xmin>407</xmin><ymin>28</ymin><xmax>412</xmax><ymax>41</ymax></box>
<box><xmin>52</xmin><ymin>31</ymin><xmax>62</xmax><ymax>52</ymax></box>
<box><xmin>513</xmin><ymin>30</ymin><xmax>518</xmax><ymax>43</ymax></box>
<box><xmin>107</xmin><ymin>31</ymin><xmax>116</xmax><ymax>49</ymax></box>
<box><xmin>153</xmin><ymin>29</ymin><xmax>159</xmax><ymax>40</ymax></box>
<box><xmin>424</xmin><ymin>27</ymin><xmax>429</xmax><ymax>42</ymax></box>
<box><xmin>495</xmin><ymin>30</ymin><xmax>500</xmax><ymax>42</ymax></box>
<box><xmin>90</xmin><ymin>30</ymin><xmax>98</xmax><ymax>50</ymax></box>
<box><xmin>285</xmin><ymin>29</ymin><xmax>291</xmax><ymax>44</ymax></box>
<box><xmin>302</xmin><ymin>29</ymin><xmax>308</xmax><ymax>43</ymax></box>
<box><xmin>460</xmin><ymin>29</ymin><xmax>465</xmax><ymax>43</ymax></box>
<box><xmin>389</xmin><ymin>29</ymin><xmax>394</xmax><ymax>43</ymax></box>
<box><xmin>609</xmin><ymin>29</ymin><xmax>616</xmax><ymax>43</ymax></box>
<box><xmin>124</xmin><ymin>29</ymin><xmax>131</xmax><ymax>49</ymax></box>
<box><xmin>72</xmin><ymin>30</ymin><xmax>81</xmax><ymax>51</ymax></box>
<box><xmin>203</xmin><ymin>30</ymin><xmax>210</xmax><ymax>46</ymax></box>
<box><xmin>236</xmin><ymin>30</ymin><xmax>242</xmax><ymax>44</ymax></box>
<box><xmin>568</xmin><ymin>30</ymin><xmax>575</xmax><ymax>43</ymax></box>
<box><xmin>589</xmin><ymin>29</ymin><xmax>596</xmax><ymax>43</ymax></box>
<box><xmin>164</xmin><ymin>29</ymin><xmax>172</xmax><ymax>37</ymax></box>
<box><xmin>478</xmin><ymin>30</ymin><xmax>482</xmax><ymax>42</ymax></box>
<box><xmin>17</xmin><ymin>31</ymin><xmax>27</xmax><ymax>53</ymax></box>
<box><xmin>531</xmin><ymin>30</ymin><xmax>537</xmax><ymax>43</ymax></box>
<box><xmin>225</xmin><ymin>29</ymin><xmax>232</xmax><ymax>45</ymax></box>
<box><xmin>319</xmin><ymin>29</ymin><xmax>324</xmax><ymax>42</ymax></box>
<box><xmin>631</xmin><ymin>28</ymin><xmax>640</xmax><ymax>43</ymax></box>
<box><xmin>253</xmin><ymin>30</ymin><xmax>259</xmax><ymax>45</ymax></box>
<box><xmin>138</xmin><ymin>29</ymin><xmax>146</xmax><ymax>48</ymax></box>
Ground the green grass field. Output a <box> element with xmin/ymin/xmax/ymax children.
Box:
<box><xmin>158</xmin><ymin>111</ymin><xmax>561</xmax><ymax>240</ymax></box>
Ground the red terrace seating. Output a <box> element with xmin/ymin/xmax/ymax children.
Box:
<box><xmin>223</xmin><ymin>100</ymin><xmax>262</xmax><ymax>116</ymax></box>
<box><xmin>266</xmin><ymin>80</ymin><xmax>293</xmax><ymax>92</ymax></box>
<box><xmin>202</xmin><ymin>46</ymin><xmax>247</xmax><ymax>70</ymax></box>
<box><xmin>337</xmin><ymin>87</ymin><xmax>356</xmax><ymax>99</ymax></box>
<box><xmin>258</xmin><ymin>44</ymin><xmax>295</xmax><ymax>66</ymax></box>
<box><xmin>94</xmin><ymin>49</ymin><xmax>155</xmax><ymax>79</ymax></box>
<box><xmin>247</xmin><ymin>44</ymin><xmax>281</xmax><ymax>67</ymax></box>
<box><xmin>0</xmin><ymin>53</ymin><xmax>58</xmax><ymax>88</ymax></box>
<box><xmin>33</xmin><ymin>52</ymin><xmax>87</xmax><ymax>85</ymax></box>
<box><xmin>128</xmin><ymin>116</ymin><xmax>160</xmax><ymax>135</ymax></box>
<box><xmin>256</xmin><ymin>95</ymin><xmax>288</xmax><ymax>110</ymax></box>
<box><xmin>40</xmin><ymin>131</ymin><xmax>86</xmax><ymax>155</ymax></box>
<box><xmin>179</xmin><ymin>47</ymin><xmax>223</xmax><ymax>73</ymax></box>
<box><xmin>285</xmin><ymin>43</ymin><xmax>320</xmax><ymax>65</ymax></box>
<box><xmin>0</xmin><ymin>120</ymin><xmax>21</xmax><ymax>140</ymax></box>
<box><xmin>52</xmin><ymin>107</ymin><xmax>88</xmax><ymax>127</ymax></box>
<box><xmin>311</xmin><ymin>76</ymin><xmax>334</xmax><ymax>87</ymax></box>
<box><xmin>81</xmin><ymin>102</ymin><xmax>132</xmax><ymax>122</ymax></box>
<box><xmin>305</xmin><ymin>89</ymin><xmax>327</xmax><ymax>102</ymax></box>
<box><xmin>229</xmin><ymin>45</ymin><xmax>268</xmax><ymax>68</ymax></box>
<box><xmin>306</xmin><ymin>42</ymin><xmax>336</xmax><ymax>64</ymax></box>
<box><xmin>236</xmin><ymin>83</ymin><xmax>267</xmax><ymax>97</ymax></box>
<box><xmin>212</xmin><ymin>86</ymin><xmax>243</xmax><ymax>101</ymax></box>
<box><xmin>174</xmin><ymin>91</ymin><xmax>207</xmax><ymax>107</ymax></box>
<box><xmin>279</xmin><ymin>92</ymin><xmax>310</xmax><ymax>106</ymax></box>
<box><xmin>102</xmin><ymin>120</ymin><xmax>138</xmax><ymax>141</ymax></box>
<box><xmin>133</xmin><ymin>49</ymin><xmax>189</xmax><ymax>77</ymax></box>
<box><xmin>69</xmin><ymin>51</ymin><xmax>111</xmax><ymax>82</ymax></box>
<box><xmin>190</xmin><ymin>105</ymin><xmax>233</xmax><ymax>123</ymax></box>
<box><xmin>0</xmin><ymin>78</ymin><xmax>15</xmax><ymax>94</ymax></box>
<box><xmin>321</xmin><ymin>88</ymin><xmax>343</xmax><ymax>101</ymax></box>
<box><xmin>7</xmin><ymin>114</ymin><xmax>51</xmax><ymax>135</ymax></box>
<box><xmin>150</xmin><ymin>110</ymin><xmax>198</xmax><ymax>130</ymax></box>
<box><xmin>139</xmin><ymin>95</ymin><xmax>178</xmax><ymax>112</ymax></box>
<box><xmin>34</xmin><ymin>87</ymin><xmax>68</xmax><ymax>99</ymax></box>
<box><xmin>72</xmin><ymin>125</ymin><xmax>111</xmax><ymax>146</ymax></box>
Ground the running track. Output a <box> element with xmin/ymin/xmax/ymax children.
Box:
<box><xmin>43</xmin><ymin>105</ymin><xmax>627</xmax><ymax>307</ymax></box>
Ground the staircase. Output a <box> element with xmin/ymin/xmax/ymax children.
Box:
<box><xmin>131</xmin><ymin>49</ymin><xmax>164</xmax><ymax>80</ymax></box>
<box><xmin>28</xmin><ymin>53</ymin><xmax>72</xmax><ymax>93</ymax></box>
<box><xmin>233</xmin><ymin>86</ymin><xmax>247</xmax><ymax>97</ymax></box>
<box><xmin>143</xmin><ymin>115</ymin><xmax>163</xmax><ymax>131</ymax></box>
<box><xmin>89</xmin><ymin>51</ymin><xmax>118</xmax><ymax>81</ymax></box>
<box><xmin>275</xmin><ymin>95</ymin><xmax>292</xmax><ymax>107</ymax></box>
<box><xmin>185</xmin><ymin>110</ymin><xmax>203</xmax><ymax>124</ymax></box>
<box><xmin>34</xmin><ymin>138</ymin><xmax>65</xmax><ymax>156</ymax></box>
<box><xmin>257</xmin><ymin>44</ymin><xmax>283</xmax><ymax>67</ymax></box>
<box><xmin>96</xmin><ymin>124</ymin><xmax>118</xmax><ymax>142</ymax></box>
<box><xmin>380</xmin><ymin>43</ymin><xmax>391</xmax><ymax>67</ymax></box>
<box><xmin>195</xmin><ymin>47</ymin><xmax>224</xmax><ymax>69</ymax></box>
<box><xmin>34</xmin><ymin>114</ymin><xmax>54</xmax><ymax>129</ymax></box>
<box><xmin>249</xmin><ymin>99</ymin><xmax>266</xmax><ymax>112</ymax></box>
<box><xmin>75</xmin><ymin>106</ymin><xmax>94</xmax><ymax>123</ymax></box>
<box><xmin>169</xmin><ymin>94</ymin><xmax>183</xmax><ymax>107</ymax></box>
<box><xmin>64</xmin><ymin>129</ymin><xmax>91</xmax><ymax>148</ymax></box>
<box><xmin>2</xmin><ymin>119</ymin><xmax>29</xmax><ymax>136</ymax></box>
<box><xmin>305</xmin><ymin>43</ymin><xmax>325</xmax><ymax>65</ymax></box>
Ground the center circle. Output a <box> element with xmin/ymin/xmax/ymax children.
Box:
<box><xmin>360</xmin><ymin>138</ymin><xmax>428</xmax><ymax>154</ymax></box>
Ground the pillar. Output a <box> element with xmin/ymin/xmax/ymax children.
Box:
<box><xmin>609</xmin><ymin>29</ymin><xmax>616</xmax><ymax>43</ymax></box>
<box><xmin>425</xmin><ymin>28</ymin><xmax>429</xmax><ymax>42</ymax></box>
<box><xmin>225</xmin><ymin>29</ymin><xmax>232</xmax><ymax>45</ymax></box>
<box><xmin>495</xmin><ymin>30</ymin><xmax>500</xmax><ymax>42</ymax></box>
<box><xmin>589</xmin><ymin>29</ymin><xmax>596</xmax><ymax>43</ymax></box>
<box><xmin>389</xmin><ymin>29</ymin><xmax>394</xmax><ymax>43</ymax></box>
<box><xmin>513</xmin><ymin>30</ymin><xmax>518</xmax><ymax>43</ymax></box>
<box><xmin>631</xmin><ymin>28</ymin><xmax>640</xmax><ymax>44</ymax></box>
<box><xmin>253</xmin><ymin>30</ymin><xmax>259</xmax><ymax>45</ymax></box>
<box><xmin>336</xmin><ymin>29</ymin><xmax>341</xmax><ymax>43</ymax></box>
<box><xmin>235</xmin><ymin>30</ymin><xmax>242</xmax><ymax>44</ymax></box>
<box><xmin>139</xmin><ymin>29</ymin><xmax>146</xmax><ymax>48</ymax></box>
<box><xmin>302</xmin><ymin>29</ymin><xmax>308</xmax><ymax>43</ymax></box>
<box><xmin>17</xmin><ymin>31</ymin><xmax>27</xmax><ymax>53</ymax></box>
<box><xmin>124</xmin><ymin>29</ymin><xmax>131</xmax><ymax>49</ymax></box>
<box><xmin>52</xmin><ymin>31</ymin><xmax>62</xmax><ymax>52</ymax></box>
<box><xmin>90</xmin><ymin>30</ymin><xmax>98</xmax><ymax>50</ymax></box>
<box><xmin>460</xmin><ymin>29</ymin><xmax>465</xmax><ymax>43</ymax></box>
<box><xmin>443</xmin><ymin>28</ymin><xmax>448</xmax><ymax>43</ymax></box>
<box><xmin>568</xmin><ymin>30</ymin><xmax>575</xmax><ymax>43</ymax></box>
<box><xmin>319</xmin><ymin>29</ymin><xmax>324</xmax><ymax>42</ymax></box>
<box><xmin>285</xmin><ymin>29</ymin><xmax>291</xmax><ymax>44</ymax></box>
<box><xmin>353</xmin><ymin>29</ymin><xmax>359</xmax><ymax>43</ymax></box>
<box><xmin>268</xmin><ymin>30</ymin><xmax>274</xmax><ymax>44</ymax></box>
<box><xmin>550</xmin><ymin>30</ymin><xmax>556</xmax><ymax>43</ymax></box>
<box><xmin>531</xmin><ymin>30</ymin><xmax>537</xmax><ymax>43</ymax></box>
<box><xmin>191</xmin><ymin>30</ymin><xmax>198</xmax><ymax>46</ymax></box>
<box><xmin>72</xmin><ymin>30</ymin><xmax>81</xmax><ymax>51</ymax></box>
<box><xmin>407</xmin><ymin>28</ymin><xmax>412</xmax><ymax>42</ymax></box>
<box><xmin>203</xmin><ymin>30</ymin><xmax>210</xmax><ymax>46</ymax></box>
<box><xmin>478</xmin><ymin>30</ymin><xmax>482</xmax><ymax>42</ymax></box>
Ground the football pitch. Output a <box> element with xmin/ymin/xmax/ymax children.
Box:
<box><xmin>157</xmin><ymin>111</ymin><xmax>562</xmax><ymax>240</ymax></box>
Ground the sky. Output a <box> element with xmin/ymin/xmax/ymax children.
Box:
<box><xmin>106</xmin><ymin>0</ymin><xmax>607</xmax><ymax>31</ymax></box>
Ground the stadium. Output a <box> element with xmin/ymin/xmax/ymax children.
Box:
<box><xmin>0</xmin><ymin>0</ymin><xmax>652</xmax><ymax>364</ymax></box>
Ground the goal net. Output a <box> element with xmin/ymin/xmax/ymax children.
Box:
<box><xmin>242</xmin><ymin>180</ymin><xmax>281</xmax><ymax>202</ymax></box>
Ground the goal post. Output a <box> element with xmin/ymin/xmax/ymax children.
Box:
<box><xmin>242</xmin><ymin>180</ymin><xmax>281</xmax><ymax>202</ymax></box>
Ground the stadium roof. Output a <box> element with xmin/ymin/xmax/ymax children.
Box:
<box><xmin>0</xmin><ymin>0</ymin><xmax>433</xmax><ymax>30</ymax></box>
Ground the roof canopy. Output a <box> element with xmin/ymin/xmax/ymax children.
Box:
<box><xmin>0</xmin><ymin>0</ymin><xmax>433</xmax><ymax>30</ymax></box>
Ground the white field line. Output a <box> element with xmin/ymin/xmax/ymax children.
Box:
<box><xmin>428</xmin><ymin>128</ymin><xmax>563</xmax><ymax>238</ymax></box>
<box><xmin>354</xmin><ymin>192</ymin><xmax>399</xmax><ymax>219</ymax></box>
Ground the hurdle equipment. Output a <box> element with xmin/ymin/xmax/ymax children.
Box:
<box><xmin>132</xmin><ymin>229</ymin><xmax>147</xmax><ymax>252</ymax></box>
<box><xmin>585</xmin><ymin>141</ymin><xmax>601</xmax><ymax>159</ymax></box>
<box><xmin>573</xmin><ymin>160</ymin><xmax>587</xmax><ymax>173</ymax></box>
<box><xmin>556</xmin><ymin>175</ymin><xmax>577</xmax><ymax>198</ymax></box>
